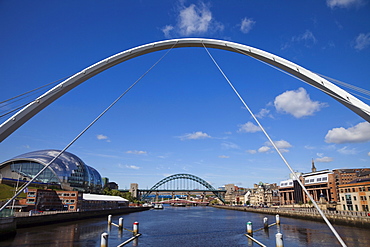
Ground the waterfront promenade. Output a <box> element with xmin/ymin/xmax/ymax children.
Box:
<box><xmin>212</xmin><ymin>205</ymin><xmax>370</xmax><ymax>228</ymax></box>
<box><xmin>14</xmin><ymin>207</ymin><xmax>150</xmax><ymax>228</ymax></box>
<box><xmin>0</xmin><ymin>206</ymin><xmax>150</xmax><ymax>238</ymax></box>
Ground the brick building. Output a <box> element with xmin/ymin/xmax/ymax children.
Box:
<box><xmin>21</xmin><ymin>189</ymin><xmax>129</xmax><ymax>211</ymax></box>
<box><xmin>23</xmin><ymin>189</ymin><xmax>80</xmax><ymax>211</ymax></box>
<box><xmin>337</xmin><ymin>178</ymin><xmax>370</xmax><ymax>212</ymax></box>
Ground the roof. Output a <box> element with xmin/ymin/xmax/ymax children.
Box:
<box><xmin>1</xmin><ymin>149</ymin><xmax>88</xmax><ymax>179</ymax></box>
<box><xmin>82</xmin><ymin>193</ymin><xmax>128</xmax><ymax>202</ymax></box>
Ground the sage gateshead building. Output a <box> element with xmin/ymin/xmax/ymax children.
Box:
<box><xmin>0</xmin><ymin>150</ymin><xmax>103</xmax><ymax>193</ymax></box>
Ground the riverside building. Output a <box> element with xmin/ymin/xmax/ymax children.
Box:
<box><xmin>0</xmin><ymin>149</ymin><xmax>103</xmax><ymax>193</ymax></box>
<box><xmin>20</xmin><ymin>189</ymin><xmax>129</xmax><ymax>211</ymax></box>
<box><xmin>337</xmin><ymin>178</ymin><xmax>370</xmax><ymax>212</ymax></box>
<box><xmin>277</xmin><ymin>161</ymin><xmax>370</xmax><ymax>210</ymax></box>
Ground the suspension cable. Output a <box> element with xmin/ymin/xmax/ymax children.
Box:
<box><xmin>316</xmin><ymin>73</ymin><xmax>370</xmax><ymax>96</ymax></box>
<box><xmin>0</xmin><ymin>41</ymin><xmax>178</xmax><ymax>213</ymax></box>
<box><xmin>315</xmin><ymin>73</ymin><xmax>370</xmax><ymax>101</ymax></box>
<box><xmin>202</xmin><ymin>43</ymin><xmax>347</xmax><ymax>247</ymax></box>
<box><xmin>0</xmin><ymin>76</ymin><xmax>69</xmax><ymax>105</ymax></box>
<box><xmin>0</xmin><ymin>76</ymin><xmax>71</xmax><ymax>119</ymax></box>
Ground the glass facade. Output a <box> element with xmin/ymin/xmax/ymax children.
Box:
<box><xmin>0</xmin><ymin>150</ymin><xmax>103</xmax><ymax>193</ymax></box>
<box><xmin>11</xmin><ymin>161</ymin><xmax>60</xmax><ymax>184</ymax></box>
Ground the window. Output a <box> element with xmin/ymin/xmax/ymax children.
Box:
<box><xmin>343</xmin><ymin>205</ymin><xmax>346</xmax><ymax>210</ymax></box>
<box><xmin>352</xmin><ymin>188</ymin><xmax>355</xmax><ymax>192</ymax></box>
<box><xmin>305</xmin><ymin>180</ymin><xmax>309</xmax><ymax>183</ymax></box>
<box><xmin>310</xmin><ymin>179</ymin><xmax>314</xmax><ymax>183</ymax></box>
<box><xmin>355</xmin><ymin>205</ymin><xmax>358</xmax><ymax>211</ymax></box>
<box><xmin>70</xmin><ymin>206</ymin><xmax>75</xmax><ymax>209</ymax></box>
<box><xmin>340</xmin><ymin>189</ymin><xmax>344</xmax><ymax>193</ymax></box>
<box><xmin>353</xmin><ymin>196</ymin><xmax>357</xmax><ymax>201</ymax></box>
<box><xmin>27</xmin><ymin>199</ymin><xmax>35</xmax><ymax>204</ymax></box>
<box><xmin>322</xmin><ymin>177</ymin><xmax>327</xmax><ymax>181</ymax></box>
<box><xmin>71</xmin><ymin>193</ymin><xmax>76</xmax><ymax>197</ymax></box>
<box><xmin>317</xmin><ymin>178</ymin><xmax>322</xmax><ymax>182</ymax></box>
<box><xmin>70</xmin><ymin>199</ymin><xmax>75</xmax><ymax>203</ymax></box>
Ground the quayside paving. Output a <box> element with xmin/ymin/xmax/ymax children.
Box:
<box><xmin>211</xmin><ymin>205</ymin><xmax>370</xmax><ymax>228</ymax></box>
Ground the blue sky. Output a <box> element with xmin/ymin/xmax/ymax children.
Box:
<box><xmin>1</xmin><ymin>0</ymin><xmax>370</xmax><ymax>189</ymax></box>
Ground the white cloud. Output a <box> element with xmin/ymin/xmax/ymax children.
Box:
<box><xmin>259</xmin><ymin>140</ymin><xmax>292</xmax><ymax>153</ymax></box>
<box><xmin>304</xmin><ymin>145</ymin><xmax>315</xmax><ymax>150</ymax></box>
<box><xmin>240</xmin><ymin>17</ymin><xmax>255</xmax><ymax>34</ymax></box>
<box><xmin>282</xmin><ymin>30</ymin><xmax>317</xmax><ymax>50</ymax></box>
<box><xmin>315</xmin><ymin>156</ymin><xmax>334</xmax><ymax>163</ymax></box>
<box><xmin>354</xmin><ymin>33</ymin><xmax>370</xmax><ymax>50</ymax></box>
<box><xmin>238</xmin><ymin>121</ymin><xmax>261</xmax><ymax>133</ymax></box>
<box><xmin>327</xmin><ymin>0</ymin><xmax>364</xmax><ymax>8</ymax></box>
<box><xmin>218</xmin><ymin>155</ymin><xmax>230</xmax><ymax>159</ymax></box>
<box><xmin>162</xmin><ymin>2</ymin><xmax>223</xmax><ymax>37</ymax></box>
<box><xmin>292</xmin><ymin>30</ymin><xmax>317</xmax><ymax>46</ymax></box>
<box><xmin>368</xmin><ymin>152</ymin><xmax>370</xmax><ymax>156</ymax></box>
<box><xmin>268</xmin><ymin>140</ymin><xmax>293</xmax><ymax>149</ymax></box>
<box><xmin>126</xmin><ymin>150</ymin><xmax>147</xmax><ymax>155</ymax></box>
<box><xmin>258</xmin><ymin>146</ymin><xmax>271</xmax><ymax>153</ymax></box>
<box><xmin>179</xmin><ymin>131</ymin><xmax>211</xmax><ymax>140</ymax></box>
<box><xmin>274</xmin><ymin>87</ymin><xmax>327</xmax><ymax>118</ymax></box>
<box><xmin>179</xmin><ymin>3</ymin><xmax>211</xmax><ymax>35</ymax></box>
<box><xmin>162</xmin><ymin>25</ymin><xmax>174</xmax><ymax>38</ymax></box>
<box><xmin>256</xmin><ymin>108</ymin><xmax>272</xmax><ymax>119</ymax></box>
<box><xmin>126</xmin><ymin>165</ymin><xmax>140</xmax><ymax>170</ymax></box>
<box><xmin>221</xmin><ymin>141</ymin><xmax>239</xmax><ymax>150</ymax></box>
<box><xmin>96</xmin><ymin>134</ymin><xmax>110</xmax><ymax>142</ymax></box>
<box><xmin>325</xmin><ymin>122</ymin><xmax>370</xmax><ymax>144</ymax></box>
<box><xmin>337</xmin><ymin>146</ymin><xmax>358</xmax><ymax>155</ymax></box>
<box><xmin>97</xmin><ymin>134</ymin><xmax>108</xmax><ymax>140</ymax></box>
<box><xmin>246</xmin><ymin>150</ymin><xmax>257</xmax><ymax>154</ymax></box>
<box><xmin>317</xmin><ymin>152</ymin><xmax>324</xmax><ymax>158</ymax></box>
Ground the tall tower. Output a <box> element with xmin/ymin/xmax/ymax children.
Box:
<box><xmin>311</xmin><ymin>159</ymin><xmax>317</xmax><ymax>172</ymax></box>
<box><xmin>130</xmin><ymin>183</ymin><xmax>138</xmax><ymax>198</ymax></box>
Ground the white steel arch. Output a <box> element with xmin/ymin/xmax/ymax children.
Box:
<box><xmin>1</xmin><ymin>38</ymin><xmax>370</xmax><ymax>142</ymax></box>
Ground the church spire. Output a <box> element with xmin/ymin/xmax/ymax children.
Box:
<box><xmin>311</xmin><ymin>159</ymin><xmax>317</xmax><ymax>172</ymax></box>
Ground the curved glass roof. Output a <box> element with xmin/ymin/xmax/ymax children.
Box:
<box><xmin>1</xmin><ymin>149</ymin><xmax>103</xmax><ymax>192</ymax></box>
<box><xmin>9</xmin><ymin>149</ymin><xmax>87</xmax><ymax>179</ymax></box>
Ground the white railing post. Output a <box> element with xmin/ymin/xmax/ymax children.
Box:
<box><xmin>100</xmin><ymin>232</ymin><xmax>108</xmax><ymax>247</ymax></box>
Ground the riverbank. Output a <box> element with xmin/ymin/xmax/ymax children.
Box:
<box><xmin>14</xmin><ymin>206</ymin><xmax>150</xmax><ymax>228</ymax></box>
<box><xmin>211</xmin><ymin>205</ymin><xmax>370</xmax><ymax>228</ymax></box>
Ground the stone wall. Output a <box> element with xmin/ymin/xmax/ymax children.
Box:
<box><xmin>15</xmin><ymin>207</ymin><xmax>149</xmax><ymax>228</ymax></box>
<box><xmin>212</xmin><ymin>205</ymin><xmax>370</xmax><ymax>228</ymax></box>
<box><xmin>0</xmin><ymin>217</ymin><xmax>16</xmax><ymax>238</ymax></box>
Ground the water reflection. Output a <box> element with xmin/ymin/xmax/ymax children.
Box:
<box><xmin>1</xmin><ymin>206</ymin><xmax>370</xmax><ymax>247</ymax></box>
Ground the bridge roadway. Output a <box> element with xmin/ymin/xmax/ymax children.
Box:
<box><xmin>119</xmin><ymin>189</ymin><xmax>227</xmax><ymax>200</ymax></box>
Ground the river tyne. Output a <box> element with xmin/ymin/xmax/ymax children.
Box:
<box><xmin>2</xmin><ymin>206</ymin><xmax>370</xmax><ymax>247</ymax></box>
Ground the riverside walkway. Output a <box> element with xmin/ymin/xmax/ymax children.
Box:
<box><xmin>212</xmin><ymin>205</ymin><xmax>370</xmax><ymax>228</ymax></box>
